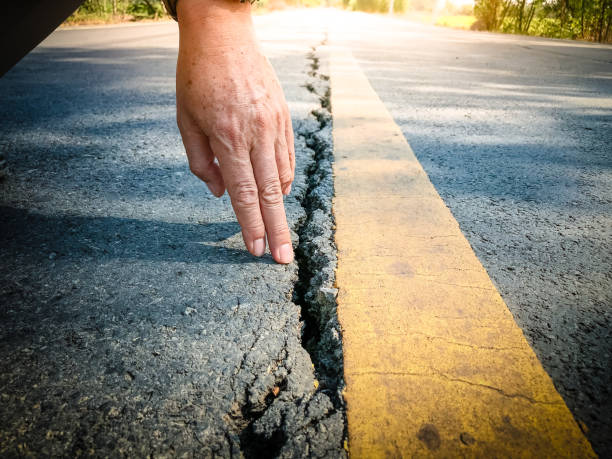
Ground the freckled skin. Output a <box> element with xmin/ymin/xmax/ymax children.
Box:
<box><xmin>175</xmin><ymin>0</ymin><xmax>295</xmax><ymax>264</ymax></box>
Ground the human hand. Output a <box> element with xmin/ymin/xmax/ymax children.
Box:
<box><xmin>175</xmin><ymin>0</ymin><xmax>295</xmax><ymax>264</ymax></box>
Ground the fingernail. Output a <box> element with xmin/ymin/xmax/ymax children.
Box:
<box><xmin>275</xmin><ymin>243</ymin><xmax>294</xmax><ymax>264</ymax></box>
<box><xmin>283</xmin><ymin>184</ymin><xmax>292</xmax><ymax>196</ymax></box>
<box><xmin>252</xmin><ymin>238</ymin><xmax>265</xmax><ymax>257</ymax></box>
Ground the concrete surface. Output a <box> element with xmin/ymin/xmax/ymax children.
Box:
<box><xmin>0</xmin><ymin>12</ymin><xmax>345</xmax><ymax>457</ymax></box>
<box><xmin>330</xmin><ymin>11</ymin><xmax>611</xmax><ymax>457</ymax></box>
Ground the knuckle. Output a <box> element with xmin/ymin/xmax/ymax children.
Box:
<box><xmin>275</xmin><ymin>111</ymin><xmax>284</xmax><ymax>129</ymax></box>
<box><xmin>279</xmin><ymin>169</ymin><xmax>293</xmax><ymax>185</ymax></box>
<box><xmin>232</xmin><ymin>181</ymin><xmax>259</xmax><ymax>208</ymax></box>
<box><xmin>275</xmin><ymin>136</ymin><xmax>288</xmax><ymax>150</ymax></box>
<box><xmin>254</xmin><ymin>109</ymin><xmax>270</xmax><ymax>129</ymax></box>
<box><xmin>267</xmin><ymin>220</ymin><xmax>289</xmax><ymax>238</ymax></box>
<box><xmin>258</xmin><ymin>179</ymin><xmax>283</xmax><ymax>207</ymax></box>
<box><xmin>213</xmin><ymin>119</ymin><xmax>241</xmax><ymax>146</ymax></box>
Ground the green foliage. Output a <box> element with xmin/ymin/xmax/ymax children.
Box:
<box><xmin>473</xmin><ymin>0</ymin><xmax>611</xmax><ymax>41</ymax></box>
<box><xmin>528</xmin><ymin>16</ymin><xmax>577</xmax><ymax>37</ymax></box>
<box><xmin>349</xmin><ymin>0</ymin><xmax>406</xmax><ymax>13</ymax></box>
<box><xmin>127</xmin><ymin>0</ymin><xmax>165</xmax><ymax>18</ymax></box>
<box><xmin>352</xmin><ymin>0</ymin><xmax>386</xmax><ymax>12</ymax></box>
<box><xmin>474</xmin><ymin>0</ymin><xmax>504</xmax><ymax>29</ymax></box>
<box><xmin>67</xmin><ymin>0</ymin><xmax>166</xmax><ymax>23</ymax></box>
<box><xmin>68</xmin><ymin>0</ymin><xmax>608</xmax><ymax>42</ymax></box>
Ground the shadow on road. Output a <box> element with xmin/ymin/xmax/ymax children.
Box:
<box><xmin>0</xmin><ymin>206</ymin><xmax>257</xmax><ymax>265</ymax></box>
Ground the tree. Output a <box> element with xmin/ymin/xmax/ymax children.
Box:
<box><xmin>473</xmin><ymin>0</ymin><xmax>610</xmax><ymax>41</ymax></box>
<box><xmin>474</xmin><ymin>0</ymin><xmax>504</xmax><ymax>29</ymax></box>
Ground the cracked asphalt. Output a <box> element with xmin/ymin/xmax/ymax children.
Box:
<box><xmin>0</xmin><ymin>12</ymin><xmax>344</xmax><ymax>457</ymax></box>
<box><xmin>1</xmin><ymin>8</ymin><xmax>610</xmax><ymax>458</ymax></box>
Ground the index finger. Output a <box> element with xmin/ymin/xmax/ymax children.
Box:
<box><xmin>251</xmin><ymin>137</ymin><xmax>293</xmax><ymax>264</ymax></box>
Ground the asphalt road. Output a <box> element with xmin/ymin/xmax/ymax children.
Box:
<box><xmin>329</xmin><ymin>12</ymin><xmax>612</xmax><ymax>457</ymax></box>
<box><xmin>0</xmin><ymin>13</ymin><xmax>344</xmax><ymax>457</ymax></box>
<box><xmin>1</xmin><ymin>9</ymin><xmax>611</xmax><ymax>458</ymax></box>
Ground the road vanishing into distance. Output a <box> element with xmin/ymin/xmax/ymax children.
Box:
<box><xmin>1</xmin><ymin>9</ymin><xmax>611</xmax><ymax>457</ymax></box>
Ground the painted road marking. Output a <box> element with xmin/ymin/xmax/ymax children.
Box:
<box><xmin>330</xmin><ymin>46</ymin><xmax>595</xmax><ymax>457</ymax></box>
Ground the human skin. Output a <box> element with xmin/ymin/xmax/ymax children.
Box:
<box><xmin>175</xmin><ymin>0</ymin><xmax>295</xmax><ymax>264</ymax></box>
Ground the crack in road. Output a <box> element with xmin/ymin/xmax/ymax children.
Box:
<box><xmin>293</xmin><ymin>35</ymin><xmax>348</xmax><ymax>445</ymax></box>
<box><xmin>226</xmin><ymin>37</ymin><xmax>347</xmax><ymax>458</ymax></box>
<box><xmin>294</xmin><ymin>38</ymin><xmax>345</xmax><ymax>407</ymax></box>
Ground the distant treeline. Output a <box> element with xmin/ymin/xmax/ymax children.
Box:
<box><xmin>341</xmin><ymin>0</ymin><xmax>407</xmax><ymax>13</ymax></box>
<box><xmin>68</xmin><ymin>0</ymin><xmax>166</xmax><ymax>21</ymax></box>
<box><xmin>69</xmin><ymin>0</ymin><xmax>409</xmax><ymax>18</ymax></box>
<box><xmin>473</xmin><ymin>0</ymin><xmax>611</xmax><ymax>41</ymax></box>
<box><xmin>71</xmin><ymin>0</ymin><xmax>611</xmax><ymax>42</ymax></box>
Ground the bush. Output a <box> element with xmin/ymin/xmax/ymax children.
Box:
<box><xmin>474</xmin><ymin>0</ymin><xmax>503</xmax><ymax>30</ymax></box>
<box><xmin>470</xmin><ymin>18</ymin><xmax>487</xmax><ymax>29</ymax></box>
<box><xmin>127</xmin><ymin>0</ymin><xmax>165</xmax><ymax>19</ymax></box>
<box><xmin>529</xmin><ymin>16</ymin><xmax>577</xmax><ymax>37</ymax></box>
<box><xmin>472</xmin><ymin>0</ymin><xmax>611</xmax><ymax>41</ymax></box>
<box><xmin>66</xmin><ymin>0</ymin><xmax>167</xmax><ymax>23</ymax></box>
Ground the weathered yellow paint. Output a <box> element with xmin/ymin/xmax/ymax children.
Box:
<box><xmin>331</xmin><ymin>46</ymin><xmax>595</xmax><ymax>458</ymax></box>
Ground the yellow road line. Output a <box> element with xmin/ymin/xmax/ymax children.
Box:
<box><xmin>331</xmin><ymin>46</ymin><xmax>595</xmax><ymax>458</ymax></box>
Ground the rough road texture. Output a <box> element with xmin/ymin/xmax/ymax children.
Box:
<box><xmin>333</xmin><ymin>12</ymin><xmax>612</xmax><ymax>456</ymax></box>
<box><xmin>294</xmin><ymin>43</ymin><xmax>344</xmax><ymax>411</ymax></box>
<box><xmin>0</xmin><ymin>13</ymin><xmax>345</xmax><ymax>457</ymax></box>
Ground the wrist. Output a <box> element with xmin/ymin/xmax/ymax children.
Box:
<box><xmin>177</xmin><ymin>0</ymin><xmax>254</xmax><ymax>48</ymax></box>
